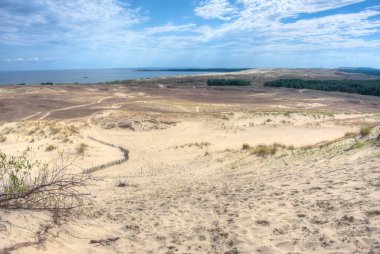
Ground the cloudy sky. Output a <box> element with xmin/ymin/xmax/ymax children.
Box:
<box><xmin>0</xmin><ymin>0</ymin><xmax>379</xmax><ymax>70</ymax></box>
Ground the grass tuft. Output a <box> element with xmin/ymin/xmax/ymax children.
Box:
<box><xmin>0</xmin><ymin>134</ymin><xmax>6</xmax><ymax>143</ymax></box>
<box><xmin>360</xmin><ymin>125</ymin><xmax>373</xmax><ymax>137</ymax></box>
<box><xmin>45</xmin><ymin>145</ymin><xmax>56</xmax><ymax>152</ymax></box>
<box><xmin>76</xmin><ymin>143</ymin><xmax>88</xmax><ymax>155</ymax></box>
<box><xmin>242</xmin><ymin>144</ymin><xmax>279</xmax><ymax>157</ymax></box>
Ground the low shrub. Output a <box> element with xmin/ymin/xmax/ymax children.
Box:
<box><xmin>242</xmin><ymin>144</ymin><xmax>279</xmax><ymax>157</ymax></box>
<box><xmin>242</xmin><ymin>144</ymin><xmax>251</xmax><ymax>150</ymax></box>
<box><xmin>0</xmin><ymin>152</ymin><xmax>86</xmax><ymax>211</ymax></box>
<box><xmin>360</xmin><ymin>125</ymin><xmax>373</xmax><ymax>137</ymax></box>
<box><xmin>76</xmin><ymin>143</ymin><xmax>88</xmax><ymax>154</ymax></box>
<box><xmin>252</xmin><ymin>145</ymin><xmax>277</xmax><ymax>157</ymax></box>
<box><xmin>45</xmin><ymin>145</ymin><xmax>56</xmax><ymax>152</ymax></box>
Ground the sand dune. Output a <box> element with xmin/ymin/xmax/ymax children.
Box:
<box><xmin>0</xmin><ymin>73</ymin><xmax>380</xmax><ymax>253</ymax></box>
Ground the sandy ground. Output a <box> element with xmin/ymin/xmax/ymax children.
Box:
<box><xmin>0</xmin><ymin>69</ymin><xmax>380</xmax><ymax>253</ymax></box>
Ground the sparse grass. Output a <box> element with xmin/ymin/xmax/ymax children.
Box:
<box><xmin>173</xmin><ymin>142</ymin><xmax>211</xmax><ymax>149</ymax></box>
<box><xmin>1</xmin><ymin>127</ymin><xmax>14</xmax><ymax>135</ymax></box>
<box><xmin>301</xmin><ymin>145</ymin><xmax>314</xmax><ymax>150</ymax></box>
<box><xmin>76</xmin><ymin>143</ymin><xmax>88</xmax><ymax>154</ymax></box>
<box><xmin>116</xmin><ymin>179</ymin><xmax>128</xmax><ymax>187</ymax></box>
<box><xmin>366</xmin><ymin>210</ymin><xmax>380</xmax><ymax>217</ymax></box>
<box><xmin>286</xmin><ymin>145</ymin><xmax>295</xmax><ymax>150</ymax></box>
<box><xmin>242</xmin><ymin>144</ymin><xmax>279</xmax><ymax>157</ymax></box>
<box><xmin>62</xmin><ymin>137</ymin><xmax>70</xmax><ymax>143</ymax></box>
<box><xmin>45</xmin><ymin>145</ymin><xmax>56</xmax><ymax>152</ymax></box>
<box><xmin>49</xmin><ymin>126</ymin><xmax>60</xmax><ymax>135</ymax></box>
<box><xmin>344</xmin><ymin>132</ymin><xmax>357</xmax><ymax>138</ymax></box>
<box><xmin>242</xmin><ymin>143</ymin><xmax>251</xmax><ymax>150</ymax></box>
<box><xmin>252</xmin><ymin>145</ymin><xmax>278</xmax><ymax>157</ymax></box>
<box><xmin>360</xmin><ymin>125</ymin><xmax>373</xmax><ymax>137</ymax></box>
<box><xmin>0</xmin><ymin>134</ymin><xmax>6</xmax><ymax>143</ymax></box>
<box><xmin>351</xmin><ymin>141</ymin><xmax>366</xmax><ymax>149</ymax></box>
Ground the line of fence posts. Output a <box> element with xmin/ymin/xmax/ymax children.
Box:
<box><xmin>83</xmin><ymin>136</ymin><xmax>129</xmax><ymax>174</ymax></box>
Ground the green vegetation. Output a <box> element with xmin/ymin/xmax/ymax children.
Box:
<box><xmin>242</xmin><ymin>144</ymin><xmax>279</xmax><ymax>157</ymax></box>
<box><xmin>360</xmin><ymin>125</ymin><xmax>373</xmax><ymax>137</ymax></box>
<box><xmin>338</xmin><ymin>67</ymin><xmax>380</xmax><ymax>76</ymax></box>
<box><xmin>251</xmin><ymin>145</ymin><xmax>278</xmax><ymax>157</ymax></box>
<box><xmin>207</xmin><ymin>79</ymin><xmax>251</xmax><ymax>86</ymax></box>
<box><xmin>264</xmin><ymin>79</ymin><xmax>380</xmax><ymax>96</ymax></box>
<box><xmin>0</xmin><ymin>152</ymin><xmax>85</xmax><ymax>211</ymax></box>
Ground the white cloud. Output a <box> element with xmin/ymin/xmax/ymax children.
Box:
<box><xmin>0</xmin><ymin>0</ymin><xmax>379</xmax><ymax>59</ymax></box>
<box><xmin>189</xmin><ymin>0</ymin><xmax>380</xmax><ymax>52</ymax></box>
<box><xmin>0</xmin><ymin>0</ymin><xmax>143</xmax><ymax>46</ymax></box>
<box><xmin>195</xmin><ymin>0</ymin><xmax>236</xmax><ymax>20</ymax></box>
<box><xmin>3</xmin><ymin>57</ymin><xmax>55</xmax><ymax>63</ymax></box>
<box><xmin>145</xmin><ymin>23</ymin><xmax>196</xmax><ymax>35</ymax></box>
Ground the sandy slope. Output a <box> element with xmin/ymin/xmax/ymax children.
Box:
<box><xmin>1</xmin><ymin>72</ymin><xmax>380</xmax><ymax>254</ymax></box>
<box><xmin>0</xmin><ymin>110</ymin><xmax>379</xmax><ymax>254</ymax></box>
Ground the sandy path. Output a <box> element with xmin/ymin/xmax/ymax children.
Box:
<box><xmin>38</xmin><ymin>96</ymin><xmax>114</xmax><ymax>120</ymax></box>
<box><xmin>21</xmin><ymin>111</ymin><xmax>42</xmax><ymax>121</ymax></box>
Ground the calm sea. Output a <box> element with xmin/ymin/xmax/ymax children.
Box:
<box><xmin>0</xmin><ymin>68</ymin><xmax>216</xmax><ymax>85</ymax></box>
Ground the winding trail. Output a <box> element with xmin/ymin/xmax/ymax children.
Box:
<box><xmin>22</xmin><ymin>112</ymin><xmax>42</xmax><ymax>121</ymax></box>
<box><xmin>38</xmin><ymin>96</ymin><xmax>114</xmax><ymax>120</ymax></box>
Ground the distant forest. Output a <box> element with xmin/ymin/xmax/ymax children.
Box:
<box><xmin>207</xmin><ymin>79</ymin><xmax>251</xmax><ymax>86</ymax></box>
<box><xmin>338</xmin><ymin>67</ymin><xmax>380</xmax><ymax>76</ymax></box>
<box><xmin>264</xmin><ymin>79</ymin><xmax>380</xmax><ymax>96</ymax></box>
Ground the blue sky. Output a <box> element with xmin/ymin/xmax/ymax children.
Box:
<box><xmin>0</xmin><ymin>0</ymin><xmax>380</xmax><ymax>70</ymax></box>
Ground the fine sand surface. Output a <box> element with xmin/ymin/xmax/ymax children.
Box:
<box><xmin>0</xmin><ymin>69</ymin><xmax>380</xmax><ymax>253</ymax></box>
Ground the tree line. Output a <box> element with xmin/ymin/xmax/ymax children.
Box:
<box><xmin>207</xmin><ymin>79</ymin><xmax>251</xmax><ymax>86</ymax></box>
<box><xmin>264</xmin><ymin>79</ymin><xmax>380</xmax><ymax>96</ymax></box>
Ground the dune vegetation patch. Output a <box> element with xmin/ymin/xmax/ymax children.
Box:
<box><xmin>360</xmin><ymin>125</ymin><xmax>373</xmax><ymax>137</ymax></box>
<box><xmin>76</xmin><ymin>142</ymin><xmax>88</xmax><ymax>155</ymax></box>
<box><xmin>172</xmin><ymin>142</ymin><xmax>211</xmax><ymax>149</ymax></box>
<box><xmin>242</xmin><ymin>144</ymin><xmax>281</xmax><ymax>157</ymax></box>
<box><xmin>45</xmin><ymin>144</ymin><xmax>57</xmax><ymax>152</ymax></box>
<box><xmin>0</xmin><ymin>152</ymin><xmax>86</xmax><ymax>214</ymax></box>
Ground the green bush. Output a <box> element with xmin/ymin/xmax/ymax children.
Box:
<box><xmin>360</xmin><ymin>125</ymin><xmax>373</xmax><ymax>136</ymax></box>
<box><xmin>207</xmin><ymin>79</ymin><xmax>251</xmax><ymax>86</ymax></box>
<box><xmin>242</xmin><ymin>144</ymin><xmax>278</xmax><ymax>157</ymax></box>
<box><xmin>252</xmin><ymin>145</ymin><xmax>277</xmax><ymax>157</ymax></box>
<box><xmin>0</xmin><ymin>152</ymin><xmax>85</xmax><ymax>211</ymax></box>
